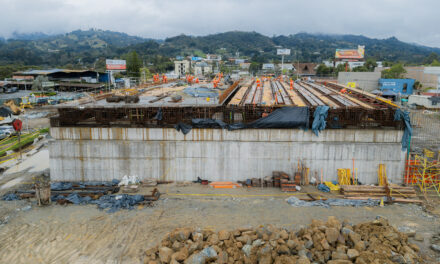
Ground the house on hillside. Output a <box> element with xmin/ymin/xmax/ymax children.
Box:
<box><xmin>294</xmin><ymin>63</ymin><xmax>318</xmax><ymax>76</ymax></box>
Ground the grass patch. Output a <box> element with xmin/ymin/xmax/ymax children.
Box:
<box><xmin>0</xmin><ymin>127</ymin><xmax>48</xmax><ymax>156</ymax></box>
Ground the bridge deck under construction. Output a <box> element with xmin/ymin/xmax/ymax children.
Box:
<box><xmin>50</xmin><ymin>79</ymin><xmax>402</xmax><ymax>129</ymax></box>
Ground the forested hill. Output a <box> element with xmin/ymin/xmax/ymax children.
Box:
<box><xmin>1</xmin><ymin>29</ymin><xmax>439</xmax><ymax>67</ymax></box>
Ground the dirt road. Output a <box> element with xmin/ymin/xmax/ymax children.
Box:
<box><xmin>0</xmin><ymin>185</ymin><xmax>439</xmax><ymax>263</ymax></box>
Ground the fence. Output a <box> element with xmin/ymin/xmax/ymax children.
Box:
<box><xmin>409</xmin><ymin>110</ymin><xmax>440</xmax><ymax>153</ymax></box>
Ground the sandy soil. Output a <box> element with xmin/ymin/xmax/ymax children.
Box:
<box><xmin>0</xmin><ymin>184</ymin><xmax>439</xmax><ymax>263</ymax></box>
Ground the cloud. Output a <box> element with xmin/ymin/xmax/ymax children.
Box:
<box><xmin>1</xmin><ymin>0</ymin><xmax>440</xmax><ymax>47</ymax></box>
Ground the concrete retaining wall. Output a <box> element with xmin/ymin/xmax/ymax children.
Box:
<box><xmin>49</xmin><ymin>127</ymin><xmax>406</xmax><ymax>184</ymax></box>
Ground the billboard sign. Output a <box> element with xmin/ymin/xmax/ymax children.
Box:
<box><xmin>277</xmin><ymin>49</ymin><xmax>291</xmax><ymax>55</ymax></box>
<box><xmin>335</xmin><ymin>45</ymin><xmax>365</xmax><ymax>59</ymax></box>
<box><xmin>106</xmin><ymin>59</ymin><xmax>126</xmax><ymax>70</ymax></box>
<box><xmin>191</xmin><ymin>57</ymin><xmax>202</xmax><ymax>61</ymax></box>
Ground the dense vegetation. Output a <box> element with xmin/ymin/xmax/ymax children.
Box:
<box><xmin>1</xmin><ymin>29</ymin><xmax>440</xmax><ymax>78</ymax></box>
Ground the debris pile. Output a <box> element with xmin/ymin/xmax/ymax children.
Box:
<box><xmin>144</xmin><ymin>216</ymin><xmax>422</xmax><ymax>264</ymax></box>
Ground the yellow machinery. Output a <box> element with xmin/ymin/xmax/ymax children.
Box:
<box><xmin>338</xmin><ymin>168</ymin><xmax>351</xmax><ymax>185</ymax></box>
<box><xmin>378</xmin><ymin>164</ymin><xmax>388</xmax><ymax>186</ymax></box>
<box><xmin>20</xmin><ymin>97</ymin><xmax>33</xmax><ymax>109</ymax></box>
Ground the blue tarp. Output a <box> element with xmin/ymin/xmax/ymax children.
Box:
<box><xmin>92</xmin><ymin>194</ymin><xmax>145</xmax><ymax>213</ymax></box>
<box><xmin>154</xmin><ymin>108</ymin><xmax>163</xmax><ymax>120</ymax></box>
<box><xmin>394</xmin><ymin>109</ymin><xmax>412</xmax><ymax>150</ymax></box>
<box><xmin>184</xmin><ymin>87</ymin><xmax>218</xmax><ymax>98</ymax></box>
<box><xmin>51</xmin><ymin>182</ymin><xmax>73</xmax><ymax>191</ymax></box>
<box><xmin>317</xmin><ymin>183</ymin><xmax>330</xmax><ymax>192</ymax></box>
<box><xmin>312</xmin><ymin>106</ymin><xmax>329</xmax><ymax>136</ymax></box>
<box><xmin>51</xmin><ymin>193</ymin><xmax>145</xmax><ymax>213</ymax></box>
<box><xmin>2</xmin><ymin>193</ymin><xmax>20</xmax><ymax>201</ymax></box>
<box><xmin>50</xmin><ymin>180</ymin><xmax>119</xmax><ymax>191</ymax></box>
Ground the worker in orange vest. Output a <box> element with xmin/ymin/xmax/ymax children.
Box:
<box><xmin>162</xmin><ymin>75</ymin><xmax>167</xmax><ymax>83</ymax></box>
<box><xmin>341</xmin><ymin>88</ymin><xmax>347</xmax><ymax>93</ymax></box>
<box><xmin>290</xmin><ymin>79</ymin><xmax>294</xmax><ymax>90</ymax></box>
<box><xmin>195</xmin><ymin>77</ymin><xmax>199</xmax><ymax>84</ymax></box>
<box><xmin>256</xmin><ymin>78</ymin><xmax>261</xmax><ymax>88</ymax></box>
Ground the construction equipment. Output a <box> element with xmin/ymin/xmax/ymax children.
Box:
<box><xmin>378</xmin><ymin>164</ymin><xmax>388</xmax><ymax>186</ymax></box>
<box><xmin>338</xmin><ymin>168</ymin><xmax>351</xmax><ymax>185</ymax></box>
<box><xmin>4</xmin><ymin>100</ymin><xmax>22</xmax><ymax>115</ymax></box>
<box><xmin>20</xmin><ymin>97</ymin><xmax>33</xmax><ymax>109</ymax></box>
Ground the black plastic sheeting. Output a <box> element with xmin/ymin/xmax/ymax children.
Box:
<box><xmin>245</xmin><ymin>107</ymin><xmax>309</xmax><ymax>129</ymax></box>
<box><xmin>394</xmin><ymin>109</ymin><xmax>412</xmax><ymax>150</ymax></box>
<box><xmin>174</xmin><ymin>122</ymin><xmax>192</xmax><ymax>135</ymax></box>
<box><xmin>174</xmin><ymin>107</ymin><xmax>310</xmax><ymax>134</ymax></box>
<box><xmin>312</xmin><ymin>106</ymin><xmax>330</xmax><ymax>136</ymax></box>
<box><xmin>0</xmin><ymin>107</ymin><xmax>13</xmax><ymax>117</ymax></box>
<box><xmin>192</xmin><ymin>119</ymin><xmax>228</xmax><ymax>129</ymax></box>
<box><xmin>428</xmin><ymin>96</ymin><xmax>440</xmax><ymax>105</ymax></box>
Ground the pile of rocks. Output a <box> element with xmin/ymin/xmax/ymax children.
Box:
<box><xmin>144</xmin><ymin>216</ymin><xmax>422</xmax><ymax>264</ymax></box>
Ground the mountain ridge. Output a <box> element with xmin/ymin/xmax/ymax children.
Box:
<box><xmin>0</xmin><ymin>29</ymin><xmax>439</xmax><ymax>67</ymax></box>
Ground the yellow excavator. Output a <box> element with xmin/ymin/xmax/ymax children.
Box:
<box><xmin>3</xmin><ymin>100</ymin><xmax>22</xmax><ymax>115</ymax></box>
<box><xmin>20</xmin><ymin>97</ymin><xmax>33</xmax><ymax>109</ymax></box>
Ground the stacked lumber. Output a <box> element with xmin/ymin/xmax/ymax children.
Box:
<box><xmin>340</xmin><ymin>185</ymin><xmax>421</xmax><ymax>203</ymax></box>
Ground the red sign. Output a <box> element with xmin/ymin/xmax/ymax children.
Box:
<box><xmin>12</xmin><ymin>119</ymin><xmax>22</xmax><ymax>132</ymax></box>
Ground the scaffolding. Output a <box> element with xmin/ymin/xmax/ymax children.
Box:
<box><xmin>405</xmin><ymin>150</ymin><xmax>440</xmax><ymax>197</ymax></box>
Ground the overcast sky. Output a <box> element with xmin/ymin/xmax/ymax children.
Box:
<box><xmin>1</xmin><ymin>0</ymin><xmax>440</xmax><ymax>47</ymax></box>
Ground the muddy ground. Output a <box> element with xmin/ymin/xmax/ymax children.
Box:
<box><xmin>0</xmin><ymin>184</ymin><xmax>439</xmax><ymax>263</ymax></box>
<box><xmin>0</xmin><ymin>108</ymin><xmax>439</xmax><ymax>263</ymax></box>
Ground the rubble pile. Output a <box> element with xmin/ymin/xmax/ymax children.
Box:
<box><xmin>144</xmin><ymin>217</ymin><xmax>423</xmax><ymax>264</ymax></box>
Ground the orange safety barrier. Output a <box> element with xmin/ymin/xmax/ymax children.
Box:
<box><xmin>209</xmin><ymin>182</ymin><xmax>241</xmax><ymax>189</ymax></box>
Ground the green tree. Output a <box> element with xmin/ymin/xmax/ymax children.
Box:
<box><xmin>364</xmin><ymin>58</ymin><xmax>377</xmax><ymax>71</ymax></box>
<box><xmin>140</xmin><ymin>67</ymin><xmax>153</xmax><ymax>83</ymax></box>
<box><xmin>352</xmin><ymin>66</ymin><xmax>369</xmax><ymax>72</ymax></box>
<box><xmin>381</xmin><ymin>63</ymin><xmax>406</xmax><ymax>79</ymax></box>
<box><xmin>316</xmin><ymin>64</ymin><xmax>333</xmax><ymax>76</ymax></box>
<box><xmin>126</xmin><ymin>51</ymin><xmax>141</xmax><ymax>77</ymax></box>
<box><xmin>335</xmin><ymin>63</ymin><xmax>348</xmax><ymax>74</ymax></box>
<box><xmin>249</xmin><ymin>62</ymin><xmax>261</xmax><ymax>74</ymax></box>
<box><xmin>430</xmin><ymin>59</ymin><xmax>440</xmax><ymax>66</ymax></box>
<box><xmin>423</xmin><ymin>52</ymin><xmax>439</xmax><ymax>65</ymax></box>
<box><xmin>32</xmin><ymin>75</ymin><xmax>49</xmax><ymax>91</ymax></box>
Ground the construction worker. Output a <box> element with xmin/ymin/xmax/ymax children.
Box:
<box><xmin>256</xmin><ymin>78</ymin><xmax>261</xmax><ymax>88</ymax></box>
<box><xmin>290</xmin><ymin>79</ymin><xmax>294</xmax><ymax>90</ymax></box>
<box><xmin>162</xmin><ymin>75</ymin><xmax>167</xmax><ymax>83</ymax></box>
<box><xmin>341</xmin><ymin>88</ymin><xmax>347</xmax><ymax>94</ymax></box>
<box><xmin>195</xmin><ymin>77</ymin><xmax>199</xmax><ymax>84</ymax></box>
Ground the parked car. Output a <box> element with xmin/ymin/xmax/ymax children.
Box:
<box><xmin>4</xmin><ymin>87</ymin><xmax>18</xmax><ymax>93</ymax></box>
